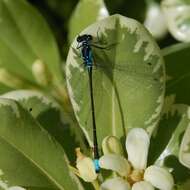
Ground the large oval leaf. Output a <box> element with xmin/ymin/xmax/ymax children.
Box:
<box><xmin>0</xmin><ymin>89</ymin><xmax>85</xmax><ymax>163</ymax></box>
<box><xmin>0</xmin><ymin>0</ymin><xmax>63</xmax><ymax>90</ymax></box>
<box><xmin>66</xmin><ymin>14</ymin><xmax>165</xmax><ymax>146</ymax></box>
<box><xmin>0</xmin><ymin>98</ymin><xmax>83</xmax><ymax>190</ymax></box>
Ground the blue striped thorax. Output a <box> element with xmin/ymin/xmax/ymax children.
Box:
<box><xmin>93</xmin><ymin>159</ymin><xmax>100</xmax><ymax>173</ymax></box>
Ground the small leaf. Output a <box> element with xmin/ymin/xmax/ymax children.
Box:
<box><xmin>68</xmin><ymin>0</ymin><xmax>109</xmax><ymax>42</ymax></box>
<box><xmin>179</xmin><ymin>112</ymin><xmax>190</xmax><ymax>169</ymax></box>
<box><xmin>0</xmin><ymin>98</ymin><xmax>83</xmax><ymax>190</ymax></box>
<box><xmin>66</xmin><ymin>14</ymin><xmax>165</xmax><ymax>146</ymax></box>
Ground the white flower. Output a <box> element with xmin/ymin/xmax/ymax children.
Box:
<box><xmin>144</xmin><ymin>2</ymin><xmax>168</xmax><ymax>39</ymax></box>
<box><xmin>100</xmin><ymin>128</ymin><xmax>174</xmax><ymax>190</ymax></box>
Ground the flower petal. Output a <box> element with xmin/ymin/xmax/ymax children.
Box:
<box><xmin>76</xmin><ymin>148</ymin><xmax>97</xmax><ymax>182</ymax></box>
<box><xmin>102</xmin><ymin>136</ymin><xmax>124</xmax><ymax>155</ymax></box>
<box><xmin>132</xmin><ymin>181</ymin><xmax>154</xmax><ymax>190</ymax></box>
<box><xmin>76</xmin><ymin>156</ymin><xmax>98</xmax><ymax>182</ymax></box>
<box><xmin>101</xmin><ymin>177</ymin><xmax>131</xmax><ymax>190</ymax></box>
<box><xmin>126</xmin><ymin>128</ymin><xmax>150</xmax><ymax>169</ymax></box>
<box><xmin>99</xmin><ymin>154</ymin><xmax>131</xmax><ymax>177</ymax></box>
<box><xmin>144</xmin><ymin>165</ymin><xmax>174</xmax><ymax>190</ymax></box>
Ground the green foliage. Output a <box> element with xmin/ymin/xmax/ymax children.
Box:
<box><xmin>0</xmin><ymin>0</ymin><xmax>63</xmax><ymax>90</ymax></box>
<box><xmin>0</xmin><ymin>0</ymin><xmax>189</xmax><ymax>189</ymax></box>
<box><xmin>179</xmin><ymin>121</ymin><xmax>190</xmax><ymax>170</ymax></box>
<box><xmin>69</xmin><ymin>0</ymin><xmax>109</xmax><ymax>43</ymax></box>
<box><xmin>149</xmin><ymin>104</ymin><xmax>190</xmax><ymax>190</ymax></box>
<box><xmin>0</xmin><ymin>90</ymin><xmax>79</xmax><ymax>163</ymax></box>
<box><xmin>163</xmin><ymin>43</ymin><xmax>190</xmax><ymax>105</ymax></box>
<box><xmin>0</xmin><ymin>98</ymin><xmax>82</xmax><ymax>190</ymax></box>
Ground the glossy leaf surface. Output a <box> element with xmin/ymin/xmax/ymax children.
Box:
<box><xmin>66</xmin><ymin>14</ymin><xmax>165</xmax><ymax>146</ymax></box>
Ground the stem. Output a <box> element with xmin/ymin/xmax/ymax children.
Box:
<box><xmin>92</xmin><ymin>180</ymin><xmax>100</xmax><ymax>190</ymax></box>
<box><xmin>69</xmin><ymin>165</ymin><xmax>80</xmax><ymax>177</ymax></box>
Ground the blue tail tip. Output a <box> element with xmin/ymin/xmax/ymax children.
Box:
<box><xmin>93</xmin><ymin>159</ymin><xmax>100</xmax><ymax>173</ymax></box>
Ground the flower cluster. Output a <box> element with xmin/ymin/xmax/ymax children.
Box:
<box><xmin>76</xmin><ymin>128</ymin><xmax>174</xmax><ymax>190</ymax></box>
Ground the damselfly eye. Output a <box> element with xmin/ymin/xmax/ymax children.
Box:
<box><xmin>87</xmin><ymin>35</ymin><xmax>93</xmax><ymax>41</ymax></box>
<box><xmin>77</xmin><ymin>34</ymin><xmax>92</xmax><ymax>42</ymax></box>
<box><xmin>77</xmin><ymin>36</ymin><xmax>83</xmax><ymax>42</ymax></box>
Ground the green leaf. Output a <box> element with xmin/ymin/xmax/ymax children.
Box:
<box><xmin>162</xmin><ymin>42</ymin><xmax>190</xmax><ymax>105</ymax></box>
<box><xmin>0</xmin><ymin>89</ymin><xmax>81</xmax><ymax>163</ymax></box>
<box><xmin>0</xmin><ymin>83</ymin><xmax>12</xmax><ymax>95</ymax></box>
<box><xmin>149</xmin><ymin>104</ymin><xmax>190</xmax><ymax>190</ymax></box>
<box><xmin>66</xmin><ymin>14</ymin><xmax>165</xmax><ymax>146</ymax></box>
<box><xmin>0</xmin><ymin>0</ymin><xmax>63</xmax><ymax>90</ymax></box>
<box><xmin>0</xmin><ymin>98</ymin><xmax>83</xmax><ymax>190</ymax></box>
<box><xmin>68</xmin><ymin>0</ymin><xmax>109</xmax><ymax>42</ymax></box>
<box><xmin>179</xmin><ymin>111</ymin><xmax>190</xmax><ymax>169</ymax></box>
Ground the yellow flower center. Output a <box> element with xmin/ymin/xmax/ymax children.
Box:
<box><xmin>127</xmin><ymin>169</ymin><xmax>144</xmax><ymax>185</ymax></box>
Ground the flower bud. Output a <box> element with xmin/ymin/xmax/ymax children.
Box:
<box><xmin>76</xmin><ymin>148</ymin><xmax>98</xmax><ymax>182</ymax></box>
<box><xmin>102</xmin><ymin>136</ymin><xmax>124</xmax><ymax>155</ymax></box>
<box><xmin>32</xmin><ymin>59</ymin><xmax>52</xmax><ymax>86</ymax></box>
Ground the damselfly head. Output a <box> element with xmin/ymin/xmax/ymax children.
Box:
<box><xmin>77</xmin><ymin>34</ymin><xmax>93</xmax><ymax>42</ymax></box>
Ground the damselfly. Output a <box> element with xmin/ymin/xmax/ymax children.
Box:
<box><xmin>75</xmin><ymin>33</ymin><xmax>161</xmax><ymax>173</ymax></box>
<box><xmin>76</xmin><ymin>34</ymin><xmax>112</xmax><ymax>173</ymax></box>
